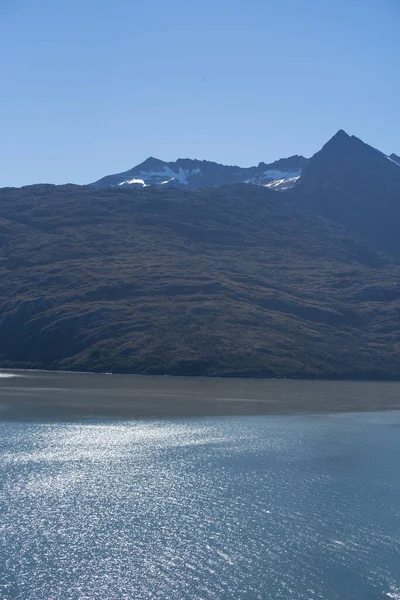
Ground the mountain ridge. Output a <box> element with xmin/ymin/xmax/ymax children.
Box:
<box><xmin>90</xmin><ymin>154</ymin><xmax>309</xmax><ymax>190</ymax></box>
<box><xmin>89</xmin><ymin>130</ymin><xmax>399</xmax><ymax>193</ymax></box>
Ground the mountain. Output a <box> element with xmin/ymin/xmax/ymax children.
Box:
<box><xmin>0</xmin><ymin>183</ymin><xmax>400</xmax><ymax>378</ymax></box>
<box><xmin>89</xmin><ymin>133</ymin><xmax>399</xmax><ymax>200</ymax></box>
<box><xmin>289</xmin><ymin>130</ymin><xmax>400</xmax><ymax>259</ymax></box>
<box><xmin>90</xmin><ymin>155</ymin><xmax>309</xmax><ymax>190</ymax></box>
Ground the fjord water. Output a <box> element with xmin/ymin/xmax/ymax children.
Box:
<box><xmin>0</xmin><ymin>374</ymin><xmax>399</xmax><ymax>599</ymax></box>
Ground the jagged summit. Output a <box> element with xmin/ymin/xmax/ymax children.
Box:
<box><xmin>331</xmin><ymin>128</ymin><xmax>350</xmax><ymax>140</ymax></box>
<box><xmin>315</xmin><ymin>130</ymin><xmax>352</xmax><ymax>155</ymax></box>
<box><xmin>305</xmin><ymin>129</ymin><xmax>392</xmax><ymax>169</ymax></box>
<box><xmin>319</xmin><ymin>129</ymin><xmax>356</xmax><ymax>154</ymax></box>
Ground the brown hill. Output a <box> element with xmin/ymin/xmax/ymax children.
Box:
<box><xmin>0</xmin><ymin>183</ymin><xmax>399</xmax><ymax>378</ymax></box>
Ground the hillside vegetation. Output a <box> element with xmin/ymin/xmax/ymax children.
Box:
<box><xmin>0</xmin><ymin>183</ymin><xmax>399</xmax><ymax>378</ymax></box>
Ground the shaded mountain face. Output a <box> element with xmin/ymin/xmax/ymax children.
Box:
<box><xmin>0</xmin><ymin>183</ymin><xmax>400</xmax><ymax>378</ymax></box>
<box><xmin>289</xmin><ymin>130</ymin><xmax>400</xmax><ymax>259</ymax></box>
<box><xmin>90</xmin><ymin>155</ymin><xmax>309</xmax><ymax>190</ymax></box>
<box><xmin>389</xmin><ymin>153</ymin><xmax>400</xmax><ymax>166</ymax></box>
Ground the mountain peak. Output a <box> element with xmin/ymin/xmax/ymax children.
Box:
<box><xmin>297</xmin><ymin>128</ymin><xmax>400</xmax><ymax>197</ymax></box>
<box><xmin>136</xmin><ymin>156</ymin><xmax>166</xmax><ymax>170</ymax></box>
<box><xmin>313</xmin><ymin>129</ymin><xmax>385</xmax><ymax>165</ymax></box>
<box><xmin>322</xmin><ymin>129</ymin><xmax>352</xmax><ymax>150</ymax></box>
<box><xmin>332</xmin><ymin>129</ymin><xmax>350</xmax><ymax>140</ymax></box>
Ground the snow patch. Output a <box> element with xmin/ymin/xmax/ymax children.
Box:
<box><xmin>120</xmin><ymin>166</ymin><xmax>203</xmax><ymax>187</ymax></box>
<box><xmin>386</xmin><ymin>587</ymin><xmax>400</xmax><ymax>600</ymax></box>
<box><xmin>265</xmin><ymin>176</ymin><xmax>301</xmax><ymax>191</ymax></box>
<box><xmin>245</xmin><ymin>169</ymin><xmax>302</xmax><ymax>187</ymax></box>
<box><xmin>137</xmin><ymin>166</ymin><xmax>189</xmax><ymax>185</ymax></box>
<box><xmin>262</xmin><ymin>169</ymin><xmax>302</xmax><ymax>180</ymax></box>
<box><xmin>119</xmin><ymin>178</ymin><xmax>147</xmax><ymax>187</ymax></box>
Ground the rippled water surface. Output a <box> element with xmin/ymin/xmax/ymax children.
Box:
<box><xmin>1</xmin><ymin>411</ymin><xmax>399</xmax><ymax>599</ymax></box>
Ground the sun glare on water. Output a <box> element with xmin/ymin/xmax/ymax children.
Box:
<box><xmin>0</xmin><ymin>373</ymin><xmax>21</xmax><ymax>378</ymax></box>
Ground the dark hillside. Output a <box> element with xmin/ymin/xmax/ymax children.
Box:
<box><xmin>0</xmin><ymin>183</ymin><xmax>399</xmax><ymax>377</ymax></box>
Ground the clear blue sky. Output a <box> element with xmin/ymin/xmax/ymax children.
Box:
<box><xmin>1</xmin><ymin>0</ymin><xmax>398</xmax><ymax>187</ymax></box>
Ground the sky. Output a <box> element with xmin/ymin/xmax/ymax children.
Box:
<box><xmin>0</xmin><ymin>0</ymin><xmax>399</xmax><ymax>187</ymax></box>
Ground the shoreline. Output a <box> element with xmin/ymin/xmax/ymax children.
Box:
<box><xmin>1</xmin><ymin>369</ymin><xmax>400</xmax><ymax>420</ymax></box>
<box><xmin>2</xmin><ymin>366</ymin><xmax>400</xmax><ymax>383</ymax></box>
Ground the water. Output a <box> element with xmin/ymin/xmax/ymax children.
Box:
<box><xmin>0</xmin><ymin>376</ymin><xmax>399</xmax><ymax>599</ymax></box>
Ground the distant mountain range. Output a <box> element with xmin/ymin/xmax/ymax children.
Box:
<box><xmin>90</xmin><ymin>131</ymin><xmax>398</xmax><ymax>193</ymax></box>
<box><xmin>1</xmin><ymin>129</ymin><xmax>400</xmax><ymax>378</ymax></box>
<box><xmin>91</xmin><ymin>155</ymin><xmax>309</xmax><ymax>191</ymax></box>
